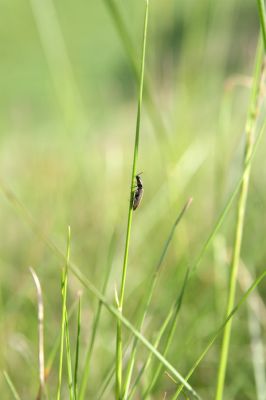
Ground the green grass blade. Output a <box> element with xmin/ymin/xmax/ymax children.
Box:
<box><xmin>45</xmin><ymin>299</ymin><xmax>78</xmax><ymax>381</ymax></box>
<box><xmin>3</xmin><ymin>371</ymin><xmax>22</xmax><ymax>400</ymax></box>
<box><xmin>79</xmin><ymin>233</ymin><xmax>116</xmax><ymax>400</ymax></box>
<box><xmin>74</xmin><ymin>296</ymin><xmax>81</xmax><ymax>399</ymax></box>
<box><xmin>123</xmin><ymin>199</ymin><xmax>192</xmax><ymax>399</ymax></box>
<box><xmin>116</xmin><ymin>2</ymin><xmax>149</xmax><ymax>398</ymax></box>
<box><xmin>57</xmin><ymin>227</ymin><xmax>72</xmax><ymax>400</ymax></box>
<box><xmin>215</xmin><ymin>38</ymin><xmax>265</xmax><ymax>400</ymax></box>
<box><xmin>171</xmin><ymin>268</ymin><xmax>266</xmax><ymax>399</ymax></box>
<box><xmin>65</xmin><ymin>309</ymin><xmax>74</xmax><ymax>400</ymax></box>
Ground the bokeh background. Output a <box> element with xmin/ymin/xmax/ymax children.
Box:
<box><xmin>0</xmin><ymin>0</ymin><xmax>265</xmax><ymax>398</ymax></box>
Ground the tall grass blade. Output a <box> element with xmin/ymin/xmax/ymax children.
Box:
<box><xmin>116</xmin><ymin>2</ymin><xmax>149</xmax><ymax>398</ymax></box>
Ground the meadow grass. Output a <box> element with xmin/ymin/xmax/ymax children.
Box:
<box><xmin>1</xmin><ymin>0</ymin><xmax>266</xmax><ymax>399</ymax></box>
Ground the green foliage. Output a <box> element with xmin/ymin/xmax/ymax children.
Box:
<box><xmin>0</xmin><ymin>0</ymin><xmax>265</xmax><ymax>399</ymax></box>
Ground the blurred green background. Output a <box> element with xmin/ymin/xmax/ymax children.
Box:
<box><xmin>0</xmin><ymin>0</ymin><xmax>265</xmax><ymax>398</ymax></box>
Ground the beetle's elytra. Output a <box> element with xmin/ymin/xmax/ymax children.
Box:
<box><xmin>132</xmin><ymin>173</ymin><xmax>144</xmax><ymax>210</ymax></box>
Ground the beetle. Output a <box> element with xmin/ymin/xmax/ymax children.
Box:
<box><xmin>132</xmin><ymin>173</ymin><xmax>144</xmax><ymax>210</ymax></box>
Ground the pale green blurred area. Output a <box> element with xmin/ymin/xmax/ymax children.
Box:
<box><xmin>0</xmin><ymin>0</ymin><xmax>265</xmax><ymax>398</ymax></box>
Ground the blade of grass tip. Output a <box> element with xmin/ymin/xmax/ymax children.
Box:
<box><xmin>57</xmin><ymin>226</ymin><xmax>72</xmax><ymax>400</ymax></box>
<box><xmin>29</xmin><ymin>267</ymin><xmax>46</xmax><ymax>400</ymax></box>
<box><xmin>74</xmin><ymin>295</ymin><xmax>81</xmax><ymax>399</ymax></box>
<box><xmin>123</xmin><ymin>199</ymin><xmax>193</xmax><ymax>399</ymax></box>
<box><xmin>0</xmin><ymin>190</ymin><xmax>199</xmax><ymax>397</ymax></box>
<box><xmin>116</xmin><ymin>2</ymin><xmax>149</xmax><ymax>399</ymax></box>
<box><xmin>171</xmin><ymin>268</ymin><xmax>266</xmax><ymax>400</ymax></box>
<box><xmin>128</xmin><ymin>267</ymin><xmax>190</xmax><ymax>400</ymax></box>
<box><xmin>256</xmin><ymin>0</ymin><xmax>266</xmax><ymax>50</ymax></box>
<box><xmin>215</xmin><ymin>38</ymin><xmax>265</xmax><ymax>400</ymax></box>
<box><xmin>142</xmin><ymin>268</ymin><xmax>190</xmax><ymax>399</ymax></box>
<box><xmin>79</xmin><ymin>233</ymin><xmax>117</xmax><ymax>400</ymax></box>
<box><xmin>3</xmin><ymin>371</ymin><xmax>22</xmax><ymax>400</ymax></box>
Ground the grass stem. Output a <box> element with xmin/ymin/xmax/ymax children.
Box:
<box><xmin>215</xmin><ymin>37</ymin><xmax>265</xmax><ymax>400</ymax></box>
<box><xmin>115</xmin><ymin>2</ymin><xmax>149</xmax><ymax>398</ymax></box>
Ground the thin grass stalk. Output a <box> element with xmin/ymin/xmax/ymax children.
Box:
<box><xmin>3</xmin><ymin>371</ymin><xmax>22</xmax><ymax>400</ymax></box>
<box><xmin>74</xmin><ymin>295</ymin><xmax>81</xmax><ymax>399</ymax></box>
<box><xmin>171</xmin><ymin>268</ymin><xmax>266</xmax><ymax>399</ymax></box>
<box><xmin>116</xmin><ymin>2</ymin><xmax>149</xmax><ymax>398</ymax></box>
<box><xmin>123</xmin><ymin>199</ymin><xmax>192</xmax><ymax>398</ymax></box>
<box><xmin>57</xmin><ymin>227</ymin><xmax>71</xmax><ymax>400</ymax></box>
<box><xmin>29</xmin><ymin>268</ymin><xmax>45</xmax><ymax>399</ymax></box>
<box><xmin>74</xmin><ymin>296</ymin><xmax>81</xmax><ymax>399</ymax></box>
<box><xmin>65</xmin><ymin>309</ymin><xmax>74</xmax><ymax>400</ymax></box>
<box><xmin>215</xmin><ymin>38</ymin><xmax>265</xmax><ymax>400</ymax></box>
<box><xmin>45</xmin><ymin>299</ymin><xmax>79</xmax><ymax>382</ymax></box>
<box><xmin>79</xmin><ymin>234</ymin><xmax>116</xmax><ymax>400</ymax></box>
<box><xmin>128</xmin><ymin>268</ymin><xmax>190</xmax><ymax>400</ymax></box>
